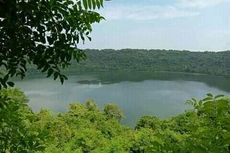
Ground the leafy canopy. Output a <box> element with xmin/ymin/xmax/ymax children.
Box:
<box><xmin>0</xmin><ymin>0</ymin><xmax>104</xmax><ymax>88</ymax></box>
<box><xmin>1</xmin><ymin>89</ymin><xmax>230</xmax><ymax>153</ymax></box>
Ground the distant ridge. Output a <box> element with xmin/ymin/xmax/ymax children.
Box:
<box><xmin>66</xmin><ymin>49</ymin><xmax>230</xmax><ymax>76</ymax></box>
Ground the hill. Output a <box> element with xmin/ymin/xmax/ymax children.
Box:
<box><xmin>67</xmin><ymin>49</ymin><xmax>230</xmax><ymax>76</ymax></box>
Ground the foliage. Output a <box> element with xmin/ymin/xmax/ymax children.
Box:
<box><xmin>66</xmin><ymin>49</ymin><xmax>230</xmax><ymax>76</ymax></box>
<box><xmin>0</xmin><ymin>89</ymin><xmax>40</xmax><ymax>153</ymax></box>
<box><xmin>104</xmin><ymin>103</ymin><xmax>124</xmax><ymax>122</ymax></box>
<box><xmin>0</xmin><ymin>89</ymin><xmax>230</xmax><ymax>152</ymax></box>
<box><xmin>0</xmin><ymin>0</ymin><xmax>104</xmax><ymax>88</ymax></box>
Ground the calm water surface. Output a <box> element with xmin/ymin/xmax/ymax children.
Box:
<box><xmin>15</xmin><ymin>72</ymin><xmax>230</xmax><ymax>126</ymax></box>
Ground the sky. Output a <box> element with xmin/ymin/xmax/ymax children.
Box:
<box><xmin>80</xmin><ymin>0</ymin><xmax>230</xmax><ymax>51</ymax></box>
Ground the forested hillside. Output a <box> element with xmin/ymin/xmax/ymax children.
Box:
<box><xmin>67</xmin><ymin>49</ymin><xmax>230</xmax><ymax>76</ymax></box>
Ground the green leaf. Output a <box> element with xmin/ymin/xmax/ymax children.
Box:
<box><xmin>207</xmin><ymin>93</ymin><xmax>213</xmax><ymax>98</ymax></box>
<box><xmin>214</xmin><ymin>95</ymin><xmax>225</xmax><ymax>99</ymax></box>
<box><xmin>47</xmin><ymin>69</ymin><xmax>53</xmax><ymax>77</ymax></box>
<box><xmin>60</xmin><ymin>76</ymin><xmax>64</xmax><ymax>84</ymax></box>
<box><xmin>54</xmin><ymin>72</ymin><xmax>59</xmax><ymax>80</ymax></box>
<box><xmin>83</xmin><ymin>0</ymin><xmax>88</xmax><ymax>9</ymax></box>
<box><xmin>88</xmin><ymin>0</ymin><xmax>92</xmax><ymax>9</ymax></box>
<box><xmin>92</xmin><ymin>0</ymin><xmax>96</xmax><ymax>9</ymax></box>
<box><xmin>7</xmin><ymin>82</ymin><xmax>15</xmax><ymax>87</ymax></box>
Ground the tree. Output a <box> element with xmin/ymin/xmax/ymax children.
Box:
<box><xmin>104</xmin><ymin>103</ymin><xmax>124</xmax><ymax>122</ymax></box>
<box><xmin>1</xmin><ymin>88</ymin><xmax>230</xmax><ymax>152</ymax></box>
<box><xmin>0</xmin><ymin>89</ymin><xmax>38</xmax><ymax>152</ymax></box>
<box><xmin>0</xmin><ymin>0</ymin><xmax>104</xmax><ymax>88</ymax></box>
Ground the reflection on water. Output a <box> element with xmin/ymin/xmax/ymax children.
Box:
<box><xmin>15</xmin><ymin>72</ymin><xmax>230</xmax><ymax>126</ymax></box>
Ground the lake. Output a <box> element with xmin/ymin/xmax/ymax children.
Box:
<box><xmin>15</xmin><ymin>71</ymin><xmax>230</xmax><ymax>126</ymax></box>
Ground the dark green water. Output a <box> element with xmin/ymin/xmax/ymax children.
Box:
<box><xmin>15</xmin><ymin>72</ymin><xmax>230</xmax><ymax>126</ymax></box>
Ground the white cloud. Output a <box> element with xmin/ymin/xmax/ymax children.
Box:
<box><xmin>178</xmin><ymin>0</ymin><xmax>230</xmax><ymax>9</ymax></box>
<box><xmin>102</xmin><ymin>5</ymin><xmax>199</xmax><ymax>21</ymax></box>
<box><xmin>101</xmin><ymin>0</ymin><xmax>230</xmax><ymax>21</ymax></box>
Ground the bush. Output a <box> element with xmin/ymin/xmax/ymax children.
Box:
<box><xmin>0</xmin><ymin>89</ymin><xmax>229</xmax><ymax>153</ymax></box>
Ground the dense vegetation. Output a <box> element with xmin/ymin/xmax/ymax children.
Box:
<box><xmin>1</xmin><ymin>1</ymin><xmax>229</xmax><ymax>153</ymax></box>
<box><xmin>1</xmin><ymin>88</ymin><xmax>229</xmax><ymax>153</ymax></box>
<box><xmin>0</xmin><ymin>0</ymin><xmax>104</xmax><ymax>88</ymax></box>
<box><xmin>66</xmin><ymin>49</ymin><xmax>230</xmax><ymax>76</ymax></box>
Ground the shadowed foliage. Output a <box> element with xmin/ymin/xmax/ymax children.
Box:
<box><xmin>0</xmin><ymin>0</ymin><xmax>104</xmax><ymax>88</ymax></box>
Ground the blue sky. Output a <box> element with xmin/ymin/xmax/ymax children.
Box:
<box><xmin>81</xmin><ymin>0</ymin><xmax>230</xmax><ymax>51</ymax></box>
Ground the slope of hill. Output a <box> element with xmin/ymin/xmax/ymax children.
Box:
<box><xmin>67</xmin><ymin>49</ymin><xmax>230</xmax><ymax>76</ymax></box>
